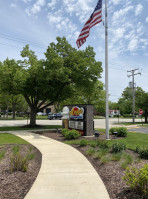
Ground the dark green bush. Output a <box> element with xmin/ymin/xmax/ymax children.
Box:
<box><xmin>135</xmin><ymin>146</ymin><xmax>141</xmax><ymax>153</ymax></box>
<box><xmin>139</xmin><ymin>147</ymin><xmax>148</xmax><ymax>159</ymax></box>
<box><xmin>109</xmin><ymin>127</ymin><xmax>118</xmax><ymax>134</ymax></box>
<box><xmin>79</xmin><ymin>140</ymin><xmax>88</xmax><ymax>147</ymax></box>
<box><xmin>117</xmin><ymin>127</ymin><xmax>128</xmax><ymax>137</ymax></box>
<box><xmin>109</xmin><ymin>127</ymin><xmax>128</xmax><ymax>137</ymax></box>
<box><xmin>123</xmin><ymin>165</ymin><xmax>148</xmax><ymax>196</ymax></box>
<box><xmin>135</xmin><ymin>146</ymin><xmax>148</xmax><ymax>159</ymax></box>
<box><xmin>111</xmin><ymin>142</ymin><xmax>126</xmax><ymax>153</ymax></box>
<box><xmin>61</xmin><ymin>128</ymin><xmax>69</xmax><ymax>137</ymax></box>
<box><xmin>64</xmin><ymin>129</ymin><xmax>81</xmax><ymax>140</ymax></box>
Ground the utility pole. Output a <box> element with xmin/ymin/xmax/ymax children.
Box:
<box><xmin>127</xmin><ymin>69</ymin><xmax>141</xmax><ymax>123</ymax></box>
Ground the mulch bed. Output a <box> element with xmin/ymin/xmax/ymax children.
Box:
<box><xmin>34</xmin><ymin>130</ymin><xmax>148</xmax><ymax>199</ymax></box>
<box><xmin>0</xmin><ymin>130</ymin><xmax>147</xmax><ymax>199</ymax></box>
<box><xmin>0</xmin><ymin>144</ymin><xmax>42</xmax><ymax>199</ymax></box>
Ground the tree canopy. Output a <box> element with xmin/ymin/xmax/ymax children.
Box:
<box><xmin>0</xmin><ymin>37</ymin><xmax>103</xmax><ymax>126</ymax></box>
<box><xmin>117</xmin><ymin>86</ymin><xmax>148</xmax><ymax>122</ymax></box>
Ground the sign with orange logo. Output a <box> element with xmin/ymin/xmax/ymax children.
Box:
<box><xmin>69</xmin><ymin>106</ymin><xmax>84</xmax><ymax>119</ymax></box>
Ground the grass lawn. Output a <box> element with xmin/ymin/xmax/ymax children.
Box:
<box><xmin>108</xmin><ymin>132</ymin><xmax>148</xmax><ymax>150</ymax></box>
<box><xmin>0</xmin><ymin>125</ymin><xmax>62</xmax><ymax>131</ymax></box>
<box><xmin>65</xmin><ymin>131</ymin><xmax>148</xmax><ymax>151</ymax></box>
<box><xmin>0</xmin><ymin>133</ymin><xmax>29</xmax><ymax>145</ymax></box>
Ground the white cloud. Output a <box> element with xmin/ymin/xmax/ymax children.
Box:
<box><xmin>47</xmin><ymin>10</ymin><xmax>77</xmax><ymax>36</ymax></box>
<box><xmin>22</xmin><ymin>0</ymin><xmax>32</xmax><ymax>3</ymax></box>
<box><xmin>63</xmin><ymin>0</ymin><xmax>93</xmax><ymax>23</ymax></box>
<box><xmin>114</xmin><ymin>28</ymin><xmax>126</xmax><ymax>41</ymax></box>
<box><xmin>47</xmin><ymin>0</ymin><xmax>57</xmax><ymax>10</ymax></box>
<box><xmin>135</xmin><ymin>4</ymin><xmax>143</xmax><ymax>16</ymax></box>
<box><xmin>136</xmin><ymin>22</ymin><xmax>144</xmax><ymax>36</ymax></box>
<box><xmin>10</xmin><ymin>3</ymin><xmax>16</xmax><ymax>8</ymax></box>
<box><xmin>110</xmin><ymin>0</ymin><xmax>122</xmax><ymax>5</ymax></box>
<box><xmin>112</xmin><ymin>5</ymin><xmax>134</xmax><ymax>24</ymax></box>
<box><xmin>25</xmin><ymin>0</ymin><xmax>46</xmax><ymax>15</ymax></box>
<box><xmin>146</xmin><ymin>17</ymin><xmax>148</xmax><ymax>23</ymax></box>
<box><xmin>128</xmin><ymin>38</ymin><xmax>138</xmax><ymax>51</ymax></box>
<box><xmin>47</xmin><ymin>15</ymin><xmax>62</xmax><ymax>23</ymax></box>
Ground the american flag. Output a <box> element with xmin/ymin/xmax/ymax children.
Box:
<box><xmin>76</xmin><ymin>0</ymin><xmax>102</xmax><ymax>48</ymax></box>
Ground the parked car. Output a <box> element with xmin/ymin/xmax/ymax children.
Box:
<box><xmin>37</xmin><ymin>112</ymin><xmax>46</xmax><ymax>116</ymax></box>
<box><xmin>48</xmin><ymin>113</ymin><xmax>62</xmax><ymax>120</ymax></box>
<box><xmin>42</xmin><ymin>113</ymin><xmax>47</xmax><ymax>116</ymax></box>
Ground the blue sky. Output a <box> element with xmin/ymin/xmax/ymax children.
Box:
<box><xmin>0</xmin><ymin>0</ymin><xmax>148</xmax><ymax>102</ymax></box>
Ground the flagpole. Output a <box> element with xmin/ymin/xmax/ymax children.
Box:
<box><xmin>105</xmin><ymin>0</ymin><xmax>109</xmax><ymax>139</ymax></box>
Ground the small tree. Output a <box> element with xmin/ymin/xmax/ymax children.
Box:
<box><xmin>0</xmin><ymin>59</ymin><xmax>25</xmax><ymax>119</ymax></box>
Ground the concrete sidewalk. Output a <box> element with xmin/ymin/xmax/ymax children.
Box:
<box><xmin>10</xmin><ymin>131</ymin><xmax>110</xmax><ymax>199</ymax></box>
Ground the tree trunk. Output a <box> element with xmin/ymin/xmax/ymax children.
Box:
<box><xmin>145</xmin><ymin>109</ymin><xmax>148</xmax><ymax>123</ymax></box>
<box><xmin>29</xmin><ymin>109</ymin><xmax>37</xmax><ymax>126</ymax></box>
<box><xmin>12</xmin><ymin>103</ymin><xmax>16</xmax><ymax>119</ymax></box>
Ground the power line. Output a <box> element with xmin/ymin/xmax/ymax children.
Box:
<box><xmin>0</xmin><ymin>42</ymin><xmax>44</xmax><ymax>55</ymax></box>
<box><xmin>0</xmin><ymin>32</ymin><xmax>47</xmax><ymax>49</ymax></box>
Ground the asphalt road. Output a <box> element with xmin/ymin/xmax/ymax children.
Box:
<box><xmin>127</xmin><ymin>127</ymin><xmax>148</xmax><ymax>134</ymax></box>
<box><xmin>0</xmin><ymin>118</ymin><xmax>147</xmax><ymax>134</ymax></box>
<box><xmin>0</xmin><ymin>118</ymin><xmax>143</xmax><ymax>128</ymax></box>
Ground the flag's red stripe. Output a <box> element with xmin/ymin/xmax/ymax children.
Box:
<box><xmin>76</xmin><ymin>0</ymin><xmax>102</xmax><ymax>48</ymax></box>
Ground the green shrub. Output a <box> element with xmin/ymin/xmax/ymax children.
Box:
<box><xmin>109</xmin><ymin>127</ymin><xmax>118</xmax><ymax>134</ymax></box>
<box><xmin>111</xmin><ymin>142</ymin><xmax>126</xmax><ymax>153</ymax></box>
<box><xmin>64</xmin><ymin>129</ymin><xmax>81</xmax><ymax>140</ymax></box>
<box><xmin>96</xmin><ymin>140</ymin><xmax>109</xmax><ymax>149</ymax></box>
<box><xmin>123</xmin><ymin>165</ymin><xmax>148</xmax><ymax>196</ymax></box>
<box><xmin>79</xmin><ymin>140</ymin><xmax>88</xmax><ymax>147</ymax></box>
<box><xmin>117</xmin><ymin>127</ymin><xmax>128</xmax><ymax>137</ymax></box>
<box><xmin>135</xmin><ymin>146</ymin><xmax>141</xmax><ymax>153</ymax></box>
<box><xmin>10</xmin><ymin>145</ymin><xmax>35</xmax><ymax>173</ymax></box>
<box><xmin>109</xmin><ymin>127</ymin><xmax>128</xmax><ymax>137</ymax></box>
<box><xmin>139</xmin><ymin>147</ymin><xmax>148</xmax><ymax>159</ymax></box>
<box><xmin>61</xmin><ymin>128</ymin><xmax>69</xmax><ymax>137</ymax></box>
<box><xmin>135</xmin><ymin>146</ymin><xmax>148</xmax><ymax>159</ymax></box>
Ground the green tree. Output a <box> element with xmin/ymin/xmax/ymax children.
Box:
<box><xmin>0</xmin><ymin>93</ymin><xmax>27</xmax><ymax>119</ymax></box>
<box><xmin>136</xmin><ymin>91</ymin><xmax>148</xmax><ymax>123</ymax></box>
<box><xmin>19</xmin><ymin>37</ymin><xmax>103</xmax><ymax>126</ymax></box>
<box><xmin>59</xmin><ymin>80</ymin><xmax>105</xmax><ymax>114</ymax></box>
<box><xmin>118</xmin><ymin>86</ymin><xmax>148</xmax><ymax>122</ymax></box>
<box><xmin>109</xmin><ymin>102</ymin><xmax>119</xmax><ymax>110</ymax></box>
<box><xmin>0</xmin><ymin>59</ymin><xmax>25</xmax><ymax>119</ymax></box>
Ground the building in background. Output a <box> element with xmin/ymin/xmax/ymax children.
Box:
<box><xmin>109</xmin><ymin>110</ymin><xmax>120</xmax><ymax>117</ymax></box>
